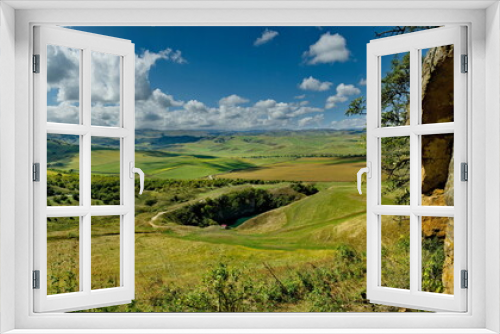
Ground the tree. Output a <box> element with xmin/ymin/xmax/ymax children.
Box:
<box><xmin>346</xmin><ymin>53</ymin><xmax>409</xmax><ymax>127</ymax></box>
<box><xmin>374</xmin><ymin>26</ymin><xmax>436</xmax><ymax>38</ymax></box>
<box><xmin>344</xmin><ymin>27</ymin><xmax>434</xmax><ymax>204</ymax></box>
<box><xmin>345</xmin><ymin>97</ymin><xmax>366</xmax><ymax>116</ymax></box>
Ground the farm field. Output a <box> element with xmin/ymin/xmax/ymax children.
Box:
<box><xmin>45</xmin><ymin>130</ymin><xmax>433</xmax><ymax>312</ymax></box>
<box><xmin>135</xmin><ymin>129</ymin><xmax>366</xmax><ymax>158</ymax></box>
<box><xmin>219</xmin><ymin>157</ymin><xmax>366</xmax><ymax>182</ymax></box>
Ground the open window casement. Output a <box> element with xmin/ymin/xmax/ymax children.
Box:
<box><xmin>364</xmin><ymin>26</ymin><xmax>467</xmax><ymax>312</ymax></box>
<box><xmin>33</xmin><ymin>26</ymin><xmax>139</xmax><ymax>312</ymax></box>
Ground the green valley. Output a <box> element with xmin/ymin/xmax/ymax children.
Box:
<box><xmin>46</xmin><ymin>130</ymin><xmax>424</xmax><ymax>312</ymax></box>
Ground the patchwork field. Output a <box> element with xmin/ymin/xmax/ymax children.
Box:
<box><xmin>219</xmin><ymin>157</ymin><xmax>366</xmax><ymax>182</ymax></box>
<box><xmin>45</xmin><ymin>129</ymin><xmax>430</xmax><ymax>312</ymax></box>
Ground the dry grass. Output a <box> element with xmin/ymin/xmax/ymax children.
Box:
<box><xmin>219</xmin><ymin>158</ymin><xmax>366</xmax><ymax>182</ymax></box>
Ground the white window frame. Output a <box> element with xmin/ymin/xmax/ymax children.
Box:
<box><xmin>0</xmin><ymin>1</ymin><xmax>498</xmax><ymax>333</ymax></box>
<box><xmin>365</xmin><ymin>26</ymin><xmax>468</xmax><ymax>312</ymax></box>
<box><xmin>33</xmin><ymin>26</ymin><xmax>136</xmax><ymax>313</ymax></box>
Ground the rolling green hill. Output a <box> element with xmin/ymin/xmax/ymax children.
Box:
<box><xmin>49</xmin><ymin>129</ymin><xmax>366</xmax><ymax>181</ymax></box>
<box><xmin>46</xmin><ymin>129</ymin><xmax>418</xmax><ymax>313</ymax></box>
<box><xmin>169</xmin><ymin>130</ymin><xmax>365</xmax><ymax>158</ymax></box>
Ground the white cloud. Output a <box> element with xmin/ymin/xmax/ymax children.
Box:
<box><xmin>325</xmin><ymin>83</ymin><xmax>361</xmax><ymax>109</ymax></box>
<box><xmin>135</xmin><ymin>49</ymin><xmax>187</xmax><ymax>101</ymax></box>
<box><xmin>47</xmin><ymin>46</ymin><xmax>187</xmax><ymax>127</ymax></box>
<box><xmin>336</xmin><ymin>83</ymin><xmax>361</xmax><ymax>96</ymax></box>
<box><xmin>289</xmin><ymin>106</ymin><xmax>323</xmax><ymax>117</ymax></box>
<box><xmin>219</xmin><ymin>94</ymin><xmax>249</xmax><ymax>107</ymax></box>
<box><xmin>294</xmin><ymin>94</ymin><xmax>306</xmax><ymax>99</ymax></box>
<box><xmin>45</xmin><ymin>45</ymin><xmax>332</xmax><ymax>130</ymax></box>
<box><xmin>90</xmin><ymin>103</ymin><xmax>121</xmax><ymax>127</ymax></box>
<box><xmin>184</xmin><ymin>100</ymin><xmax>209</xmax><ymax>113</ymax></box>
<box><xmin>359</xmin><ymin>78</ymin><xmax>367</xmax><ymax>86</ymax></box>
<box><xmin>47</xmin><ymin>102</ymin><xmax>80</xmax><ymax>124</ymax></box>
<box><xmin>47</xmin><ymin>45</ymin><xmax>80</xmax><ymax>103</ymax></box>
<box><xmin>157</xmin><ymin>98</ymin><xmax>324</xmax><ymax>131</ymax></box>
<box><xmin>330</xmin><ymin>118</ymin><xmax>366</xmax><ymax>130</ymax></box>
<box><xmin>303</xmin><ymin>32</ymin><xmax>350</xmax><ymax>65</ymax></box>
<box><xmin>135</xmin><ymin>89</ymin><xmax>184</xmax><ymax>129</ymax></box>
<box><xmin>91</xmin><ymin>52</ymin><xmax>121</xmax><ymax>104</ymax></box>
<box><xmin>254</xmin><ymin>99</ymin><xmax>277</xmax><ymax>109</ymax></box>
<box><xmin>299</xmin><ymin>76</ymin><xmax>332</xmax><ymax>92</ymax></box>
<box><xmin>298</xmin><ymin>114</ymin><xmax>324</xmax><ymax>127</ymax></box>
<box><xmin>254</xmin><ymin>29</ymin><xmax>279</xmax><ymax>46</ymax></box>
<box><xmin>325</xmin><ymin>95</ymin><xmax>348</xmax><ymax>109</ymax></box>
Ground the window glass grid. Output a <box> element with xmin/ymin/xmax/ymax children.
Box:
<box><xmin>374</xmin><ymin>45</ymin><xmax>457</xmax><ymax>297</ymax></box>
<box><xmin>44</xmin><ymin>50</ymin><xmax>126</xmax><ymax>294</ymax></box>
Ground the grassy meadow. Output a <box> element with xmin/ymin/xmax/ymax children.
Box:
<box><xmin>46</xmin><ymin>130</ymin><xmax>427</xmax><ymax>312</ymax></box>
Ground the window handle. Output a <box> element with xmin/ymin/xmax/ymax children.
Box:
<box><xmin>129</xmin><ymin>162</ymin><xmax>145</xmax><ymax>195</ymax></box>
<box><xmin>357</xmin><ymin>162</ymin><xmax>371</xmax><ymax>195</ymax></box>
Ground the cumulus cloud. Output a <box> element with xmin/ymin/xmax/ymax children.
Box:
<box><xmin>330</xmin><ymin>117</ymin><xmax>366</xmax><ymax>130</ymax></box>
<box><xmin>47</xmin><ymin>46</ymin><xmax>188</xmax><ymax>127</ymax></box>
<box><xmin>135</xmin><ymin>89</ymin><xmax>184</xmax><ymax>129</ymax></box>
<box><xmin>325</xmin><ymin>83</ymin><xmax>361</xmax><ymax>109</ymax></box>
<box><xmin>294</xmin><ymin>94</ymin><xmax>306</xmax><ymax>99</ymax></box>
<box><xmin>298</xmin><ymin>114</ymin><xmax>324</xmax><ymax>127</ymax></box>
<box><xmin>303</xmin><ymin>32</ymin><xmax>350</xmax><ymax>65</ymax></box>
<box><xmin>184</xmin><ymin>100</ymin><xmax>209</xmax><ymax>114</ymax></box>
<box><xmin>47</xmin><ymin>45</ymin><xmax>80</xmax><ymax>104</ymax></box>
<box><xmin>299</xmin><ymin>76</ymin><xmax>332</xmax><ymax>92</ymax></box>
<box><xmin>219</xmin><ymin>94</ymin><xmax>249</xmax><ymax>107</ymax></box>
<box><xmin>157</xmin><ymin>98</ymin><xmax>324</xmax><ymax>131</ymax></box>
<box><xmin>337</xmin><ymin>83</ymin><xmax>361</xmax><ymax>96</ymax></box>
<box><xmin>135</xmin><ymin>49</ymin><xmax>187</xmax><ymax>101</ymax></box>
<box><xmin>90</xmin><ymin>104</ymin><xmax>121</xmax><ymax>127</ymax></box>
<box><xmin>254</xmin><ymin>29</ymin><xmax>279</xmax><ymax>46</ymax></box>
<box><xmin>46</xmin><ymin>45</ymin><xmax>330</xmax><ymax>130</ymax></box>
<box><xmin>47</xmin><ymin>102</ymin><xmax>80</xmax><ymax>124</ymax></box>
<box><xmin>359</xmin><ymin>78</ymin><xmax>367</xmax><ymax>86</ymax></box>
<box><xmin>91</xmin><ymin>52</ymin><xmax>121</xmax><ymax>104</ymax></box>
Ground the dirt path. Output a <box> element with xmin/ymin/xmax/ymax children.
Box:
<box><xmin>149</xmin><ymin>210</ymin><xmax>169</xmax><ymax>228</ymax></box>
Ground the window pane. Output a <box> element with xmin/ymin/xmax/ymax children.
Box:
<box><xmin>91</xmin><ymin>215</ymin><xmax>120</xmax><ymax>289</ymax></box>
<box><xmin>380</xmin><ymin>52</ymin><xmax>410</xmax><ymax>127</ymax></box>
<box><xmin>381</xmin><ymin>215</ymin><xmax>410</xmax><ymax>290</ymax></box>
<box><xmin>421</xmin><ymin>216</ymin><xmax>454</xmax><ymax>294</ymax></box>
<box><xmin>381</xmin><ymin>136</ymin><xmax>410</xmax><ymax>205</ymax></box>
<box><xmin>91</xmin><ymin>52</ymin><xmax>121</xmax><ymax>127</ymax></box>
<box><xmin>91</xmin><ymin>137</ymin><xmax>121</xmax><ymax>205</ymax></box>
<box><xmin>47</xmin><ymin>217</ymin><xmax>80</xmax><ymax>295</ymax></box>
<box><xmin>421</xmin><ymin>134</ymin><xmax>454</xmax><ymax>206</ymax></box>
<box><xmin>47</xmin><ymin>45</ymin><xmax>80</xmax><ymax>124</ymax></box>
<box><xmin>421</xmin><ymin>46</ymin><xmax>454</xmax><ymax>124</ymax></box>
<box><xmin>47</xmin><ymin>134</ymin><xmax>80</xmax><ymax>206</ymax></box>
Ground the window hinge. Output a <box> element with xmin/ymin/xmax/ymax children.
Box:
<box><xmin>33</xmin><ymin>163</ymin><xmax>40</xmax><ymax>182</ymax></box>
<box><xmin>461</xmin><ymin>54</ymin><xmax>468</xmax><ymax>73</ymax></box>
<box><xmin>461</xmin><ymin>270</ymin><xmax>468</xmax><ymax>289</ymax></box>
<box><xmin>461</xmin><ymin>162</ymin><xmax>468</xmax><ymax>181</ymax></box>
<box><xmin>33</xmin><ymin>54</ymin><xmax>40</xmax><ymax>73</ymax></box>
<box><xmin>33</xmin><ymin>270</ymin><xmax>40</xmax><ymax>289</ymax></box>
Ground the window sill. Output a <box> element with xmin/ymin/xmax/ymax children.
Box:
<box><xmin>3</xmin><ymin>329</ymin><xmax>498</xmax><ymax>334</ymax></box>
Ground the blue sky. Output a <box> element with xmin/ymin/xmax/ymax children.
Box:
<box><xmin>48</xmin><ymin>26</ymin><xmax>397</xmax><ymax>130</ymax></box>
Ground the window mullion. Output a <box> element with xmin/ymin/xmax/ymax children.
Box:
<box><xmin>82</xmin><ymin>47</ymin><xmax>92</xmax><ymax>294</ymax></box>
<box><xmin>409</xmin><ymin>47</ymin><xmax>420</xmax><ymax>294</ymax></box>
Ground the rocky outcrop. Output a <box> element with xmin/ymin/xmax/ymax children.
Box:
<box><xmin>422</xmin><ymin>134</ymin><xmax>454</xmax><ymax>194</ymax></box>
<box><xmin>421</xmin><ymin>46</ymin><xmax>454</xmax><ymax>124</ymax></box>
<box><xmin>421</xmin><ymin>45</ymin><xmax>454</xmax><ymax>195</ymax></box>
